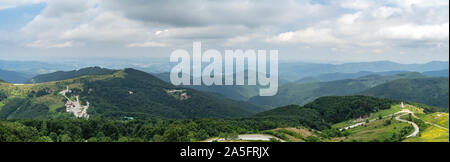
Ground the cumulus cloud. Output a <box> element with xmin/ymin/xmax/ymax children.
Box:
<box><xmin>127</xmin><ymin>42</ymin><xmax>167</xmax><ymax>48</ymax></box>
<box><xmin>377</xmin><ymin>23</ymin><xmax>449</xmax><ymax>41</ymax></box>
<box><xmin>267</xmin><ymin>28</ymin><xmax>343</xmax><ymax>44</ymax></box>
<box><xmin>27</xmin><ymin>40</ymin><xmax>78</xmax><ymax>48</ymax></box>
<box><xmin>104</xmin><ymin>0</ymin><xmax>326</xmax><ymax>28</ymax></box>
<box><xmin>1</xmin><ymin>0</ymin><xmax>448</xmax><ymax>63</ymax></box>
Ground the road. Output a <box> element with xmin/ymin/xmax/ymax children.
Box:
<box><xmin>395</xmin><ymin>113</ymin><xmax>419</xmax><ymax>138</ymax></box>
<box><xmin>340</xmin><ymin>109</ymin><xmax>420</xmax><ymax>139</ymax></box>
<box><xmin>206</xmin><ymin>134</ymin><xmax>284</xmax><ymax>142</ymax></box>
<box><xmin>340</xmin><ymin>110</ymin><xmax>411</xmax><ymax>131</ymax></box>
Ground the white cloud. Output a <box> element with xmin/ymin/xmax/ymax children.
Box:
<box><xmin>377</xmin><ymin>23</ymin><xmax>449</xmax><ymax>41</ymax></box>
<box><xmin>267</xmin><ymin>28</ymin><xmax>343</xmax><ymax>44</ymax></box>
<box><xmin>127</xmin><ymin>42</ymin><xmax>167</xmax><ymax>48</ymax></box>
<box><xmin>1</xmin><ymin>0</ymin><xmax>448</xmax><ymax>63</ymax></box>
<box><xmin>340</xmin><ymin>0</ymin><xmax>376</xmax><ymax>10</ymax></box>
<box><xmin>27</xmin><ymin>40</ymin><xmax>77</xmax><ymax>48</ymax></box>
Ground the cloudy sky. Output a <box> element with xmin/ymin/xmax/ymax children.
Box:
<box><xmin>0</xmin><ymin>0</ymin><xmax>448</xmax><ymax>63</ymax></box>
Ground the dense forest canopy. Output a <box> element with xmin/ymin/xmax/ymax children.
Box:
<box><xmin>360</xmin><ymin>77</ymin><xmax>449</xmax><ymax>108</ymax></box>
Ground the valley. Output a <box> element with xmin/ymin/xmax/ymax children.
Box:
<box><xmin>201</xmin><ymin>103</ymin><xmax>448</xmax><ymax>142</ymax></box>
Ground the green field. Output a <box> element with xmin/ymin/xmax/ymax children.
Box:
<box><xmin>404</xmin><ymin>125</ymin><xmax>449</xmax><ymax>142</ymax></box>
<box><xmin>328</xmin><ymin>118</ymin><xmax>412</xmax><ymax>142</ymax></box>
<box><xmin>404</xmin><ymin>112</ymin><xmax>449</xmax><ymax>142</ymax></box>
<box><xmin>416</xmin><ymin>112</ymin><xmax>449</xmax><ymax>129</ymax></box>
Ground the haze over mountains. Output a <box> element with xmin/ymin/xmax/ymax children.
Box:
<box><xmin>278</xmin><ymin>61</ymin><xmax>449</xmax><ymax>81</ymax></box>
<box><xmin>0</xmin><ymin>59</ymin><xmax>448</xmax><ymax>83</ymax></box>
<box><xmin>0</xmin><ymin>69</ymin><xmax>30</xmax><ymax>83</ymax></box>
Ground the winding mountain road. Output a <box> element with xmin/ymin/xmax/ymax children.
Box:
<box><xmin>206</xmin><ymin>134</ymin><xmax>284</xmax><ymax>142</ymax></box>
<box><xmin>395</xmin><ymin>113</ymin><xmax>419</xmax><ymax>138</ymax></box>
<box><xmin>340</xmin><ymin>109</ymin><xmax>420</xmax><ymax>139</ymax></box>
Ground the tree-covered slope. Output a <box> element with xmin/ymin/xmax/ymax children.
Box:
<box><xmin>254</xmin><ymin>96</ymin><xmax>398</xmax><ymax>129</ymax></box>
<box><xmin>359</xmin><ymin>77</ymin><xmax>449</xmax><ymax>109</ymax></box>
<box><xmin>0</xmin><ymin>68</ymin><xmax>264</xmax><ymax>120</ymax></box>
<box><xmin>249</xmin><ymin>72</ymin><xmax>426</xmax><ymax>107</ymax></box>
<box><xmin>82</xmin><ymin>69</ymin><xmax>264</xmax><ymax>119</ymax></box>
<box><xmin>154</xmin><ymin>71</ymin><xmax>286</xmax><ymax>101</ymax></box>
<box><xmin>27</xmin><ymin>67</ymin><xmax>117</xmax><ymax>84</ymax></box>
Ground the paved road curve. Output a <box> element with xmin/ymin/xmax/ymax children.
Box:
<box><xmin>206</xmin><ymin>134</ymin><xmax>284</xmax><ymax>142</ymax></box>
<box><xmin>395</xmin><ymin>113</ymin><xmax>420</xmax><ymax>138</ymax></box>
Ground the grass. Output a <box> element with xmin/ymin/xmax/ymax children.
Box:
<box><xmin>328</xmin><ymin>118</ymin><xmax>412</xmax><ymax>142</ymax></box>
<box><xmin>261</xmin><ymin>128</ymin><xmax>318</xmax><ymax>142</ymax></box>
<box><xmin>416</xmin><ymin>113</ymin><xmax>449</xmax><ymax>129</ymax></box>
<box><xmin>332</xmin><ymin>104</ymin><xmax>425</xmax><ymax>129</ymax></box>
<box><xmin>404</xmin><ymin>125</ymin><xmax>449</xmax><ymax>142</ymax></box>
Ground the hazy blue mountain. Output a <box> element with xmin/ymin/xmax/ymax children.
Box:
<box><xmin>279</xmin><ymin>61</ymin><xmax>449</xmax><ymax>81</ymax></box>
<box><xmin>423</xmin><ymin>69</ymin><xmax>449</xmax><ymax>77</ymax></box>
<box><xmin>248</xmin><ymin>72</ymin><xmax>427</xmax><ymax>107</ymax></box>
<box><xmin>0</xmin><ymin>60</ymin><xmax>75</xmax><ymax>76</ymax></box>
<box><xmin>0</xmin><ymin>69</ymin><xmax>31</xmax><ymax>83</ymax></box>
<box><xmin>359</xmin><ymin>77</ymin><xmax>449</xmax><ymax>109</ymax></box>
<box><xmin>296</xmin><ymin>71</ymin><xmax>409</xmax><ymax>83</ymax></box>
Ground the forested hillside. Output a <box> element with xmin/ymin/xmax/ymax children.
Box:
<box><xmin>249</xmin><ymin>72</ymin><xmax>425</xmax><ymax>107</ymax></box>
<box><xmin>0</xmin><ymin>68</ymin><xmax>264</xmax><ymax>120</ymax></box>
<box><xmin>254</xmin><ymin>96</ymin><xmax>397</xmax><ymax>129</ymax></box>
<box><xmin>27</xmin><ymin>67</ymin><xmax>117</xmax><ymax>84</ymax></box>
<box><xmin>360</xmin><ymin>77</ymin><xmax>449</xmax><ymax>109</ymax></box>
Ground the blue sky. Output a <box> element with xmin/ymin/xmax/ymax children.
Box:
<box><xmin>0</xmin><ymin>0</ymin><xmax>448</xmax><ymax>64</ymax></box>
<box><xmin>0</xmin><ymin>3</ymin><xmax>45</xmax><ymax>31</ymax></box>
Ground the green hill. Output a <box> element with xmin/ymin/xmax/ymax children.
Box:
<box><xmin>359</xmin><ymin>77</ymin><xmax>449</xmax><ymax>109</ymax></box>
<box><xmin>27</xmin><ymin>67</ymin><xmax>117</xmax><ymax>84</ymax></box>
<box><xmin>0</xmin><ymin>68</ymin><xmax>264</xmax><ymax>120</ymax></box>
<box><xmin>249</xmin><ymin>72</ymin><xmax>426</xmax><ymax>107</ymax></box>
<box><xmin>254</xmin><ymin>96</ymin><xmax>398</xmax><ymax>129</ymax></box>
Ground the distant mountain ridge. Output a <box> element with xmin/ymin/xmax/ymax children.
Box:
<box><xmin>0</xmin><ymin>69</ymin><xmax>30</xmax><ymax>84</ymax></box>
<box><xmin>423</xmin><ymin>69</ymin><xmax>449</xmax><ymax>77</ymax></box>
<box><xmin>279</xmin><ymin>61</ymin><xmax>449</xmax><ymax>81</ymax></box>
<box><xmin>27</xmin><ymin>67</ymin><xmax>118</xmax><ymax>83</ymax></box>
<box><xmin>296</xmin><ymin>71</ymin><xmax>409</xmax><ymax>83</ymax></box>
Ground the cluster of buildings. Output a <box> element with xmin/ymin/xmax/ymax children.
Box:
<box><xmin>165</xmin><ymin>89</ymin><xmax>190</xmax><ymax>101</ymax></box>
<box><xmin>60</xmin><ymin>86</ymin><xmax>90</xmax><ymax>119</ymax></box>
